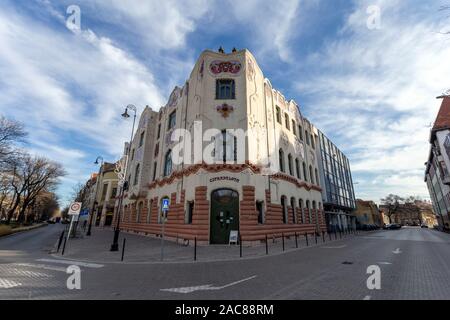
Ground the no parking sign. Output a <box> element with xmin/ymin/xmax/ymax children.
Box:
<box><xmin>68</xmin><ymin>202</ymin><xmax>82</xmax><ymax>216</ymax></box>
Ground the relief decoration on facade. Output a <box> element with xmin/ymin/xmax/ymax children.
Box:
<box><xmin>210</xmin><ymin>60</ymin><xmax>242</xmax><ymax>75</ymax></box>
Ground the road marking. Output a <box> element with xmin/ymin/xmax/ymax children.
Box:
<box><xmin>161</xmin><ymin>275</ymin><xmax>257</xmax><ymax>294</ymax></box>
<box><xmin>14</xmin><ymin>263</ymin><xmax>67</xmax><ymax>273</ymax></box>
<box><xmin>321</xmin><ymin>245</ymin><xmax>347</xmax><ymax>249</ymax></box>
<box><xmin>378</xmin><ymin>262</ymin><xmax>392</xmax><ymax>265</ymax></box>
<box><xmin>9</xmin><ymin>268</ymin><xmax>52</xmax><ymax>278</ymax></box>
<box><xmin>0</xmin><ymin>279</ymin><xmax>22</xmax><ymax>289</ymax></box>
<box><xmin>363</xmin><ymin>295</ymin><xmax>371</xmax><ymax>300</ymax></box>
<box><xmin>36</xmin><ymin>258</ymin><xmax>104</xmax><ymax>268</ymax></box>
<box><xmin>392</xmin><ymin>248</ymin><xmax>402</xmax><ymax>254</ymax></box>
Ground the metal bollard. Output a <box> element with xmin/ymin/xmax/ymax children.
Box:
<box><xmin>194</xmin><ymin>237</ymin><xmax>197</xmax><ymax>261</ymax></box>
<box><xmin>265</xmin><ymin>235</ymin><xmax>268</xmax><ymax>255</ymax></box>
<box><xmin>305</xmin><ymin>232</ymin><xmax>309</xmax><ymax>246</ymax></box>
<box><xmin>61</xmin><ymin>237</ymin><xmax>67</xmax><ymax>256</ymax></box>
<box><xmin>335</xmin><ymin>229</ymin><xmax>337</xmax><ymax>240</ymax></box>
<box><xmin>282</xmin><ymin>233</ymin><xmax>285</xmax><ymax>251</ymax></box>
<box><xmin>121</xmin><ymin>238</ymin><xmax>126</xmax><ymax>261</ymax></box>
<box><xmin>239</xmin><ymin>235</ymin><xmax>242</xmax><ymax>258</ymax></box>
<box><xmin>57</xmin><ymin>230</ymin><xmax>65</xmax><ymax>253</ymax></box>
<box><xmin>295</xmin><ymin>232</ymin><xmax>298</xmax><ymax>248</ymax></box>
<box><xmin>315</xmin><ymin>232</ymin><xmax>318</xmax><ymax>244</ymax></box>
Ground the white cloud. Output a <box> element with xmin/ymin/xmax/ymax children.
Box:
<box><xmin>297</xmin><ymin>0</ymin><xmax>450</xmax><ymax>201</ymax></box>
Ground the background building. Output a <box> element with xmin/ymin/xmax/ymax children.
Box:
<box><xmin>354</xmin><ymin>199</ymin><xmax>382</xmax><ymax>228</ymax></box>
<box><xmin>316</xmin><ymin>130</ymin><xmax>356</xmax><ymax>232</ymax></box>
<box><xmin>425</xmin><ymin>95</ymin><xmax>450</xmax><ymax>231</ymax></box>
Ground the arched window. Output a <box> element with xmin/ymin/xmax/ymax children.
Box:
<box><xmin>281</xmin><ymin>196</ymin><xmax>288</xmax><ymax>224</ymax></box>
<box><xmin>285</xmin><ymin>113</ymin><xmax>290</xmax><ymax>130</ymax></box>
<box><xmin>306</xmin><ymin>200</ymin><xmax>311</xmax><ymax>223</ymax></box>
<box><xmin>279</xmin><ymin>149</ymin><xmax>285</xmax><ymax>173</ymax></box>
<box><xmin>290</xmin><ymin>197</ymin><xmax>297</xmax><ymax>224</ymax></box>
<box><xmin>315</xmin><ymin>168</ymin><xmax>320</xmax><ymax>186</ymax></box>
<box><xmin>311</xmin><ymin>134</ymin><xmax>315</xmax><ymax>149</ymax></box>
<box><xmin>299</xmin><ymin>199</ymin><xmax>305</xmax><ymax>224</ymax></box>
<box><xmin>309</xmin><ymin>165</ymin><xmax>314</xmax><ymax>184</ymax></box>
<box><xmin>295</xmin><ymin>158</ymin><xmax>301</xmax><ymax>179</ymax></box>
<box><xmin>303</xmin><ymin>162</ymin><xmax>308</xmax><ymax>182</ymax></box>
<box><xmin>136</xmin><ymin>201</ymin><xmax>143</xmax><ymax>223</ymax></box>
<box><xmin>164</xmin><ymin>150</ymin><xmax>172</xmax><ymax>177</ymax></box>
<box><xmin>276</xmin><ymin>106</ymin><xmax>281</xmax><ymax>124</ymax></box>
<box><xmin>147</xmin><ymin>199</ymin><xmax>153</xmax><ymax>223</ymax></box>
<box><xmin>134</xmin><ymin>164</ymin><xmax>140</xmax><ymax>186</ymax></box>
<box><xmin>288</xmin><ymin>154</ymin><xmax>293</xmax><ymax>176</ymax></box>
<box><xmin>305</xmin><ymin>131</ymin><xmax>310</xmax><ymax>145</ymax></box>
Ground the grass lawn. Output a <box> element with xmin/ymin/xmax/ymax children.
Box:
<box><xmin>0</xmin><ymin>224</ymin><xmax>13</xmax><ymax>237</ymax></box>
<box><xmin>0</xmin><ymin>223</ymin><xmax>47</xmax><ymax>237</ymax></box>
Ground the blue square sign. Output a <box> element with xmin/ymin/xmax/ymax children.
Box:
<box><xmin>162</xmin><ymin>198</ymin><xmax>170</xmax><ymax>211</ymax></box>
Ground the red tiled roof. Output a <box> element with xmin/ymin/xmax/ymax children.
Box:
<box><xmin>433</xmin><ymin>96</ymin><xmax>450</xmax><ymax>131</ymax></box>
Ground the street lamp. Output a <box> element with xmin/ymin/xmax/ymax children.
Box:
<box><xmin>110</xmin><ymin>104</ymin><xmax>137</xmax><ymax>252</ymax></box>
<box><xmin>87</xmin><ymin>156</ymin><xmax>103</xmax><ymax>236</ymax></box>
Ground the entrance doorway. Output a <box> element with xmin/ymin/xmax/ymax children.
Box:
<box><xmin>210</xmin><ymin>189</ymin><xmax>240</xmax><ymax>244</ymax></box>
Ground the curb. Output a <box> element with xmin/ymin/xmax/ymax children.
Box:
<box><xmin>49</xmin><ymin>232</ymin><xmax>359</xmax><ymax>266</ymax></box>
<box><xmin>0</xmin><ymin>223</ymin><xmax>48</xmax><ymax>238</ymax></box>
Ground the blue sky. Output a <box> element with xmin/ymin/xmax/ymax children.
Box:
<box><xmin>1</xmin><ymin>0</ymin><xmax>450</xmax><ymax>206</ymax></box>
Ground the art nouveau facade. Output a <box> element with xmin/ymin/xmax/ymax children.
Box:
<box><xmin>113</xmin><ymin>48</ymin><xmax>326</xmax><ymax>244</ymax></box>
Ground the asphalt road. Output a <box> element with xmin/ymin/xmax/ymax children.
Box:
<box><xmin>1</xmin><ymin>224</ymin><xmax>450</xmax><ymax>300</ymax></box>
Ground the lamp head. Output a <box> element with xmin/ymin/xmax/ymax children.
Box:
<box><xmin>121</xmin><ymin>109</ymin><xmax>130</xmax><ymax>118</ymax></box>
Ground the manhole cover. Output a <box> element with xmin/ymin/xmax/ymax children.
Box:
<box><xmin>342</xmin><ymin>261</ymin><xmax>354</xmax><ymax>265</ymax></box>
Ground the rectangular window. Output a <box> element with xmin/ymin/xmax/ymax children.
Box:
<box><xmin>139</xmin><ymin>131</ymin><xmax>145</xmax><ymax>147</ymax></box>
<box><xmin>168</xmin><ymin>111</ymin><xmax>176</xmax><ymax>130</ymax></box>
<box><xmin>305</xmin><ymin>131</ymin><xmax>310</xmax><ymax>145</ymax></box>
<box><xmin>216</xmin><ymin>79</ymin><xmax>235</xmax><ymax>99</ymax></box>
<box><xmin>152</xmin><ymin>162</ymin><xmax>157</xmax><ymax>181</ymax></box>
<box><xmin>299</xmin><ymin>125</ymin><xmax>303</xmax><ymax>140</ymax></box>
<box><xmin>101</xmin><ymin>184</ymin><xmax>108</xmax><ymax>201</ymax></box>
<box><xmin>256</xmin><ymin>201</ymin><xmax>264</xmax><ymax>224</ymax></box>
<box><xmin>157</xmin><ymin>123</ymin><xmax>161</xmax><ymax>139</ymax></box>
<box><xmin>292</xmin><ymin>121</ymin><xmax>296</xmax><ymax>136</ymax></box>
<box><xmin>186</xmin><ymin>201</ymin><xmax>194</xmax><ymax>224</ymax></box>
<box><xmin>111</xmin><ymin>187</ymin><xmax>117</xmax><ymax>199</ymax></box>
<box><xmin>285</xmin><ymin>113</ymin><xmax>290</xmax><ymax>130</ymax></box>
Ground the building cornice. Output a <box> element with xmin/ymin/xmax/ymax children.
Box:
<box><xmin>148</xmin><ymin>162</ymin><xmax>322</xmax><ymax>192</ymax></box>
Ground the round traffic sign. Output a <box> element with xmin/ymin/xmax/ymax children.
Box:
<box><xmin>70</xmin><ymin>202</ymin><xmax>81</xmax><ymax>212</ymax></box>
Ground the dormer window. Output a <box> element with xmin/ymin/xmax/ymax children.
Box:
<box><xmin>216</xmin><ymin>79</ymin><xmax>235</xmax><ymax>99</ymax></box>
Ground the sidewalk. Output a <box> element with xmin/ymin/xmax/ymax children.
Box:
<box><xmin>52</xmin><ymin>227</ymin><xmax>359</xmax><ymax>264</ymax></box>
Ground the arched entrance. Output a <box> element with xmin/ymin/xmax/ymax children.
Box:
<box><xmin>210</xmin><ymin>189</ymin><xmax>240</xmax><ymax>244</ymax></box>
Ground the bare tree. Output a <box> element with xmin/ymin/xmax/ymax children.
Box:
<box><xmin>380</xmin><ymin>194</ymin><xmax>405</xmax><ymax>224</ymax></box>
<box><xmin>0</xmin><ymin>116</ymin><xmax>27</xmax><ymax>167</ymax></box>
<box><xmin>6</xmin><ymin>155</ymin><xmax>66</xmax><ymax>224</ymax></box>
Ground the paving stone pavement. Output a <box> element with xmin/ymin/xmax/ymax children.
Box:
<box><xmin>2</xmin><ymin>224</ymin><xmax>450</xmax><ymax>300</ymax></box>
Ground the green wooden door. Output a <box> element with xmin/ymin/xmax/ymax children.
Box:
<box><xmin>210</xmin><ymin>189</ymin><xmax>239</xmax><ymax>244</ymax></box>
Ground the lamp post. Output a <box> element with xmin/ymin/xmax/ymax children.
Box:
<box><xmin>87</xmin><ymin>156</ymin><xmax>103</xmax><ymax>236</ymax></box>
<box><xmin>111</xmin><ymin>104</ymin><xmax>137</xmax><ymax>252</ymax></box>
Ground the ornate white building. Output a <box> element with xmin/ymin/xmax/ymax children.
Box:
<box><xmin>113</xmin><ymin>48</ymin><xmax>326</xmax><ymax>244</ymax></box>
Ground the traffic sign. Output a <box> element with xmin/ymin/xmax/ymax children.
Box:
<box><xmin>68</xmin><ymin>202</ymin><xmax>82</xmax><ymax>216</ymax></box>
<box><xmin>162</xmin><ymin>198</ymin><xmax>170</xmax><ymax>211</ymax></box>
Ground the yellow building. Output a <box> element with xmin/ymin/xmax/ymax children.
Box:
<box><xmin>354</xmin><ymin>199</ymin><xmax>382</xmax><ymax>228</ymax></box>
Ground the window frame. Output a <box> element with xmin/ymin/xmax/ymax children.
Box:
<box><xmin>216</xmin><ymin>79</ymin><xmax>236</xmax><ymax>100</ymax></box>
